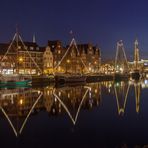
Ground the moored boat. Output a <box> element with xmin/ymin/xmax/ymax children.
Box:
<box><xmin>65</xmin><ymin>75</ymin><xmax>86</xmax><ymax>83</ymax></box>
<box><xmin>0</xmin><ymin>74</ymin><xmax>32</xmax><ymax>87</ymax></box>
<box><xmin>55</xmin><ymin>74</ymin><xmax>86</xmax><ymax>83</ymax></box>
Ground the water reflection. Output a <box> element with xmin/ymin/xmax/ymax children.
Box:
<box><xmin>0</xmin><ymin>88</ymin><xmax>43</xmax><ymax>136</ymax></box>
<box><xmin>0</xmin><ymin>79</ymin><xmax>147</xmax><ymax>137</ymax></box>
<box><xmin>53</xmin><ymin>86</ymin><xmax>90</xmax><ymax>125</ymax></box>
<box><xmin>134</xmin><ymin>81</ymin><xmax>141</xmax><ymax>113</ymax></box>
<box><xmin>114</xmin><ymin>81</ymin><xmax>130</xmax><ymax>115</ymax></box>
<box><xmin>44</xmin><ymin>83</ymin><xmax>101</xmax><ymax>123</ymax></box>
<box><xmin>114</xmin><ymin>79</ymin><xmax>143</xmax><ymax>115</ymax></box>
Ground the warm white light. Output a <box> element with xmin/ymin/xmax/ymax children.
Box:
<box><xmin>19</xmin><ymin>57</ymin><xmax>23</xmax><ymax>62</ymax></box>
<box><xmin>67</xmin><ymin>59</ymin><xmax>70</xmax><ymax>63</ymax></box>
<box><xmin>19</xmin><ymin>99</ymin><xmax>23</xmax><ymax>105</ymax></box>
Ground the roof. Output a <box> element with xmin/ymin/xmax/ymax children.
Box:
<box><xmin>0</xmin><ymin>43</ymin><xmax>9</xmax><ymax>54</ymax></box>
<box><xmin>66</xmin><ymin>43</ymin><xmax>100</xmax><ymax>55</ymax></box>
<box><xmin>48</xmin><ymin>40</ymin><xmax>63</xmax><ymax>52</ymax></box>
<box><xmin>0</xmin><ymin>41</ymin><xmax>45</xmax><ymax>54</ymax></box>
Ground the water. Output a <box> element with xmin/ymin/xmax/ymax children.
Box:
<box><xmin>0</xmin><ymin>80</ymin><xmax>148</xmax><ymax>148</ymax></box>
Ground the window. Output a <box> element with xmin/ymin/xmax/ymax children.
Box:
<box><xmin>30</xmin><ymin>46</ymin><xmax>34</xmax><ymax>50</ymax></box>
<box><xmin>58</xmin><ymin>50</ymin><xmax>61</xmax><ymax>54</ymax></box>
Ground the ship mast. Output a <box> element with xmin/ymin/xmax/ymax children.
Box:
<box><xmin>16</xmin><ymin>26</ymin><xmax>19</xmax><ymax>74</ymax></box>
<box><xmin>134</xmin><ymin>39</ymin><xmax>140</xmax><ymax>70</ymax></box>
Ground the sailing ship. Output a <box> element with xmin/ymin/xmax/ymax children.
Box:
<box><xmin>0</xmin><ymin>30</ymin><xmax>32</xmax><ymax>87</ymax></box>
<box><xmin>130</xmin><ymin>39</ymin><xmax>141</xmax><ymax>80</ymax></box>
<box><xmin>54</xmin><ymin>38</ymin><xmax>88</xmax><ymax>83</ymax></box>
<box><xmin>55</xmin><ymin>74</ymin><xmax>86</xmax><ymax>83</ymax></box>
<box><xmin>114</xmin><ymin>40</ymin><xmax>129</xmax><ymax>82</ymax></box>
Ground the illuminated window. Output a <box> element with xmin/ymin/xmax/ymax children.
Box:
<box><xmin>67</xmin><ymin>59</ymin><xmax>70</xmax><ymax>63</ymax></box>
<box><xmin>31</xmin><ymin>69</ymin><xmax>36</xmax><ymax>74</ymax></box>
<box><xmin>19</xmin><ymin>57</ymin><xmax>23</xmax><ymax>63</ymax></box>
<box><xmin>58</xmin><ymin>50</ymin><xmax>61</xmax><ymax>54</ymax></box>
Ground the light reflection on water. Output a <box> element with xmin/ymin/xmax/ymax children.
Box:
<box><xmin>0</xmin><ymin>79</ymin><xmax>148</xmax><ymax>147</ymax></box>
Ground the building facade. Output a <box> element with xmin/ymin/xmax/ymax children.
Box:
<box><xmin>0</xmin><ymin>40</ymin><xmax>45</xmax><ymax>75</ymax></box>
<box><xmin>50</xmin><ymin>41</ymin><xmax>101</xmax><ymax>74</ymax></box>
<box><xmin>0</xmin><ymin>38</ymin><xmax>101</xmax><ymax>75</ymax></box>
<box><xmin>43</xmin><ymin>46</ymin><xmax>53</xmax><ymax>74</ymax></box>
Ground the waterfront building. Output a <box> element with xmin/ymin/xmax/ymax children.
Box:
<box><xmin>43</xmin><ymin>46</ymin><xmax>53</xmax><ymax>74</ymax></box>
<box><xmin>100</xmin><ymin>60</ymin><xmax>115</xmax><ymax>74</ymax></box>
<box><xmin>0</xmin><ymin>37</ymin><xmax>101</xmax><ymax>75</ymax></box>
<box><xmin>77</xmin><ymin>44</ymin><xmax>101</xmax><ymax>73</ymax></box>
<box><xmin>55</xmin><ymin>43</ymin><xmax>85</xmax><ymax>74</ymax></box>
<box><xmin>47</xmin><ymin>40</ymin><xmax>101</xmax><ymax>74</ymax></box>
<box><xmin>0</xmin><ymin>40</ymin><xmax>44</xmax><ymax>75</ymax></box>
<box><xmin>47</xmin><ymin>40</ymin><xmax>66</xmax><ymax>68</ymax></box>
<box><xmin>17</xmin><ymin>41</ymin><xmax>44</xmax><ymax>75</ymax></box>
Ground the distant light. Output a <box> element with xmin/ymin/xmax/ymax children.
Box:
<box><xmin>19</xmin><ymin>57</ymin><xmax>23</xmax><ymax>62</ymax></box>
<box><xmin>116</xmin><ymin>82</ymin><xmax>120</xmax><ymax>87</ymax></box>
<box><xmin>120</xmin><ymin>67</ymin><xmax>123</xmax><ymax>72</ymax></box>
<box><xmin>58</xmin><ymin>91</ymin><xmax>61</xmax><ymax>97</ymax></box>
<box><xmin>19</xmin><ymin>99</ymin><xmax>23</xmax><ymax>105</ymax></box>
<box><xmin>66</xmin><ymin>59</ymin><xmax>70</xmax><ymax>63</ymax></box>
<box><xmin>55</xmin><ymin>97</ymin><xmax>57</xmax><ymax>102</ymax></box>
<box><xmin>144</xmin><ymin>80</ymin><xmax>148</xmax><ymax>85</ymax></box>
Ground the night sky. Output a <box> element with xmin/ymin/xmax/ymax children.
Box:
<box><xmin>0</xmin><ymin>0</ymin><xmax>148</xmax><ymax>59</ymax></box>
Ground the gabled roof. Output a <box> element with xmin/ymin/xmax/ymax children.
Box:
<box><xmin>48</xmin><ymin>40</ymin><xmax>63</xmax><ymax>52</ymax></box>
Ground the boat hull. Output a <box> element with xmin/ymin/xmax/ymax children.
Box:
<box><xmin>55</xmin><ymin>75</ymin><xmax>86</xmax><ymax>83</ymax></box>
<box><xmin>0</xmin><ymin>80</ymin><xmax>32</xmax><ymax>87</ymax></box>
<box><xmin>65</xmin><ymin>77</ymin><xmax>86</xmax><ymax>83</ymax></box>
<box><xmin>114</xmin><ymin>73</ymin><xmax>129</xmax><ymax>81</ymax></box>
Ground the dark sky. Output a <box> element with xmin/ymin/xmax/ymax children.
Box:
<box><xmin>0</xmin><ymin>0</ymin><xmax>148</xmax><ymax>59</ymax></box>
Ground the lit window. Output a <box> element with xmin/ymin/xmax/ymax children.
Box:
<box><xmin>19</xmin><ymin>57</ymin><xmax>23</xmax><ymax>63</ymax></box>
<box><xmin>58</xmin><ymin>50</ymin><xmax>61</xmax><ymax>54</ymax></box>
<box><xmin>67</xmin><ymin>59</ymin><xmax>70</xmax><ymax>63</ymax></box>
